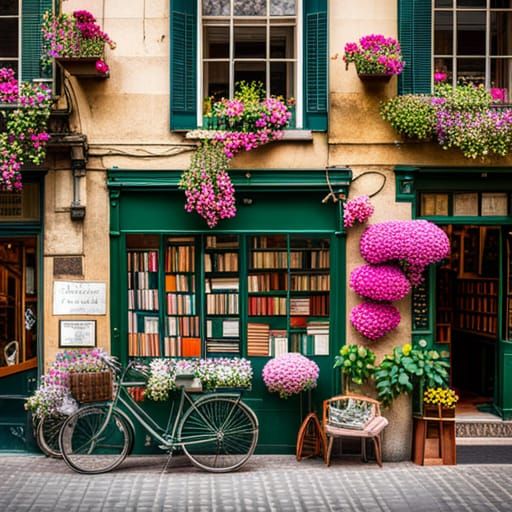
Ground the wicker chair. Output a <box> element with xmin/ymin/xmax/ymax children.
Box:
<box><xmin>322</xmin><ymin>394</ymin><xmax>388</xmax><ymax>467</ymax></box>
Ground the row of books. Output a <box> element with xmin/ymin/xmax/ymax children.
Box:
<box><xmin>248</xmin><ymin>273</ymin><xmax>288</xmax><ymax>292</ymax></box>
<box><xmin>128</xmin><ymin>289</ymin><xmax>159</xmax><ymax>311</ymax></box>
<box><xmin>166</xmin><ymin>315</ymin><xmax>200</xmax><ymax>337</ymax></box>
<box><xmin>310</xmin><ymin>295</ymin><xmax>330</xmax><ymax>316</ymax></box>
<box><xmin>165</xmin><ymin>274</ymin><xmax>195</xmax><ymax>292</ymax></box>
<box><xmin>128</xmin><ymin>333</ymin><xmax>161</xmax><ymax>357</ymax></box>
<box><xmin>127</xmin><ymin>251</ymin><xmax>158</xmax><ymax>272</ymax></box>
<box><xmin>206</xmin><ymin>339</ymin><xmax>241</xmax><ymax>354</ymax></box>
<box><xmin>290</xmin><ymin>298</ymin><xmax>310</xmax><ymax>315</ymax></box>
<box><xmin>127</xmin><ymin>271</ymin><xmax>158</xmax><ymax>291</ymax></box>
<box><xmin>167</xmin><ymin>293</ymin><xmax>196</xmax><ymax>315</ymax></box>
<box><xmin>163</xmin><ymin>337</ymin><xmax>201</xmax><ymax>357</ymax></box>
<box><xmin>206</xmin><ymin>236</ymin><xmax>238</xmax><ymax>249</ymax></box>
<box><xmin>205</xmin><ymin>277</ymin><xmax>239</xmax><ymax>293</ymax></box>
<box><xmin>251</xmin><ymin>251</ymin><xmax>303</xmax><ymax>269</ymax></box>
<box><xmin>247</xmin><ymin>321</ymin><xmax>330</xmax><ymax>357</ymax></box>
<box><xmin>165</xmin><ymin>245</ymin><xmax>195</xmax><ymax>273</ymax></box>
<box><xmin>456</xmin><ymin>312</ymin><xmax>498</xmax><ymax>335</ymax></box>
<box><xmin>204</xmin><ymin>253</ymin><xmax>238</xmax><ymax>272</ymax></box>
<box><xmin>248</xmin><ymin>296</ymin><xmax>287</xmax><ymax>316</ymax></box>
<box><xmin>290</xmin><ymin>274</ymin><xmax>330</xmax><ymax>291</ymax></box>
<box><xmin>250</xmin><ymin>236</ymin><xmax>329</xmax><ymax>250</ymax></box>
<box><xmin>206</xmin><ymin>293</ymin><xmax>239</xmax><ymax>315</ymax></box>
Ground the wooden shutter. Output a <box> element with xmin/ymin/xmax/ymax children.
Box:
<box><xmin>170</xmin><ymin>0</ymin><xmax>197</xmax><ymax>130</ymax></box>
<box><xmin>398</xmin><ymin>0</ymin><xmax>432</xmax><ymax>95</ymax></box>
<box><xmin>21</xmin><ymin>0</ymin><xmax>53</xmax><ymax>82</ymax></box>
<box><xmin>304</xmin><ymin>0</ymin><xmax>328</xmax><ymax>131</ymax></box>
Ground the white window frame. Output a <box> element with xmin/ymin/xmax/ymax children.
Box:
<box><xmin>0</xmin><ymin>0</ymin><xmax>21</xmax><ymax>82</ymax></box>
<box><xmin>197</xmin><ymin>0</ymin><xmax>303</xmax><ymax>128</ymax></box>
<box><xmin>432</xmin><ymin>0</ymin><xmax>512</xmax><ymax>93</ymax></box>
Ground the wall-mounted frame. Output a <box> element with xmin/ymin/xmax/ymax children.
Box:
<box><xmin>59</xmin><ymin>320</ymin><xmax>97</xmax><ymax>348</ymax></box>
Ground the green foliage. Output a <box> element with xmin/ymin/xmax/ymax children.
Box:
<box><xmin>374</xmin><ymin>344</ymin><xmax>450</xmax><ymax>407</ymax></box>
<box><xmin>434</xmin><ymin>83</ymin><xmax>492</xmax><ymax>112</ymax></box>
<box><xmin>380</xmin><ymin>95</ymin><xmax>436</xmax><ymax>141</ymax></box>
<box><xmin>334</xmin><ymin>344</ymin><xmax>376</xmax><ymax>386</ymax></box>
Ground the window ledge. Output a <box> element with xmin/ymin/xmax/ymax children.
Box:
<box><xmin>185</xmin><ymin>129</ymin><xmax>313</xmax><ymax>142</ymax></box>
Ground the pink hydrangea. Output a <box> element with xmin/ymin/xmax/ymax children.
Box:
<box><xmin>262</xmin><ymin>353</ymin><xmax>319</xmax><ymax>399</ymax></box>
<box><xmin>350</xmin><ymin>302</ymin><xmax>401</xmax><ymax>341</ymax></box>
<box><xmin>359</xmin><ymin>220</ymin><xmax>450</xmax><ymax>285</ymax></box>
<box><xmin>350</xmin><ymin>264</ymin><xmax>411</xmax><ymax>302</ymax></box>
<box><xmin>343</xmin><ymin>195</ymin><xmax>375</xmax><ymax>228</ymax></box>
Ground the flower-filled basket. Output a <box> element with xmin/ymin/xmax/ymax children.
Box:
<box><xmin>69</xmin><ymin>370</ymin><xmax>113</xmax><ymax>403</ymax></box>
<box><xmin>422</xmin><ymin>388</ymin><xmax>458</xmax><ymax>419</ymax></box>
<box><xmin>42</xmin><ymin>10</ymin><xmax>115</xmax><ymax>78</ymax></box>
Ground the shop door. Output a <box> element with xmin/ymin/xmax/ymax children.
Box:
<box><xmin>0</xmin><ymin>238</ymin><xmax>39</xmax><ymax>451</ymax></box>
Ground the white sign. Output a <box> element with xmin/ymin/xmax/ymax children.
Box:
<box><xmin>59</xmin><ymin>320</ymin><xmax>96</xmax><ymax>347</ymax></box>
<box><xmin>54</xmin><ymin>281</ymin><xmax>106</xmax><ymax>315</ymax></box>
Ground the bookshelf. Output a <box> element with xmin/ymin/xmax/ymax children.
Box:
<box><xmin>247</xmin><ymin>235</ymin><xmax>331</xmax><ymax>357</ymax></box>
<box><xmin>127</xmin><ymin>235</ymin><xmax>161</xmax><ymax>357</ymax></box>
<box><xmin>204</xmin><ymin>235</ymin><xmax>241</xmax><ymax>355</ymax></box>
<box><xmin>164</xmin><ymin>237</ymin><xmax>200</xmax><ymax>357</ymax></box>
<box><xmin>124</xmin><ymin>234</ymin><xmax>332</xmax><ymax>360</ymax></box>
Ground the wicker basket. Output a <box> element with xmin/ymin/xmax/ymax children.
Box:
<box><xmin>69</xmin><ymin>371</ymin><xmax>113</xmax><ymax>403</ymax></box>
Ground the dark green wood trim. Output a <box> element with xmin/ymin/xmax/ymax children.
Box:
<box><xmin>108</xmin><ymin>169</ymin><xmax>352</xmax><ymax>192</ymax></box>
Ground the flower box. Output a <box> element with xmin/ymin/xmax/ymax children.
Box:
<box><xmin>69</xmin><ymin>370</ymin><xmax>113</xmax><ymax>403</ymax></box>
<box><xmin>357</xmin><ymin>73</ymin><xmax>392</xmax><ymax>83</ymax></box>
<box><xmin>55</xmin><ymin>57</ymin><xmax>109</xmax><ymax>79</ymax></box>
<box><xmin>423</xmin><ymin>403</ymin><xmax>456</xmax><ymax>419</ymax></box>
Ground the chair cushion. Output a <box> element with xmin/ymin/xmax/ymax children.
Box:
<box><xmin>325</xmin><ymin>415</ymin><xmax>389</xmax><ymax>438</ymax></box>
<box><xmin>327</xmin><ymin>398</ymin><xmax>373</xmax><ymax>430</ymax></box>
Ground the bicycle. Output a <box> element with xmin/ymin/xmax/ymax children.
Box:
<box><xmin>36</xmin><ymin>414</ymin><xmax>66</xmax><ymax>458</ymax></box>
<box><xmin>59</xmin><ymin>359</ymin><xmax>259</xmax><ymax>474</ymax></box>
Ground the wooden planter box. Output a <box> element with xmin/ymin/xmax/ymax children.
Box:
<box><xmin>69</xmin><ymin>371</ymin><xmax>113</xmax><ymax>403</ymax></box>
<box><xmin>357</xmin><ymin>73</ymin><xmax>392</xmax><ymax>83</ymax></box>
<box><xmin>413</xmin><ymin>416</ymin><xmax>456</xmax><ymax>466</ymax></box>
<box><xmin>55</xmin><ymin>57</ymin><xmax>109</xmax><ymax>79</ymax></box>
<box><xmin>423</xmin><ymin>404</ymin><xmax>456</xmax><ymax>419</ymax></box>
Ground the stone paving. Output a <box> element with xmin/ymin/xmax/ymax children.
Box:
<box><xmin>1</xmin><ymin>455</ymin><xmax>512</xmax><ymax>511</ymax></box>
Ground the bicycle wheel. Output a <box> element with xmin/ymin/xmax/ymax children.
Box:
<box><xmin>179</xmin><ymin>396</ymin><xmax>258</xmax><ymax>473</ymax></box>
<box><xmin>37</xmin><ymin>414</ymin><xmax>66</xmax><ymax>458</ymax></box>
<box><xmin>59</xmin><ymin>406</ymin><xmax>131</xmax><ymax>474</ymax></box>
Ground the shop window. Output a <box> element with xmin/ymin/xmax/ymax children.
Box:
<box><xmin>0</xmin><ymin>238</ymin><xmax>38</xmax><ymax>373</ymax></box>
<box><xmin>126</xmin><ymin>233</ymin><xmax>331</xmax><ymax>359</ymax></box>
<box><xmin>0</xmin><ymin>183</ymin><xmax>40</xmax><ymax>221</ymax></box>
<box><xmin>419</xmin><ymin>191</ymin><xmax>511</xmax><ymax>217</ymax></box>
<box><xmin>434</xmin><ymin>1</ymin><xmax>512</xmax><ymax>101</ymax></box>
<box><xmin>0</xmin><ymin>0</ymin><xmax>19</xmax><ymax>77</ymax></box>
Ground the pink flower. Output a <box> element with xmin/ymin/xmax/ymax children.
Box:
<box><xmin>95</xmin><ymin>59</ymin><xmax>109</xmax><ymax>75</ymax></box>
<box><xmin>343</xmin><ymin>195</ymin><xmax>374</xmax><ymax>228</ymax></box>
<box><xmin>490</xmin><ymin>87</ymin><xmax>507</xmax><ymax>103</ymax></box>
<box><xmin>434</xmin><ymin>71</ymin><xmax>447</xmax><ymax>84</ymax></box>
<box><xmin>350</xmin><ymin>264</ymin><xmax>411</xmax><ymax>302</ymax></box>
<box><xmin>350</xmin><ymin>302</ymin><xmax>401</xmax><ymax>340</ymax></box>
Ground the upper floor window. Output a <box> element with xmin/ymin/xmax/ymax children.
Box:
<box><xmin>0</xmin><ymin>0</ymin><xmax>19</xmax><ymax>77</ymax></box>
<box><xmin>202</xmin><ymin>0</ymin><xmax>297</xmax><ymax>105</ymax></box>
<box><xmin>434</xmin><ymin>0</ymin><xmax>512</xmax><ymax>101</ymax></box>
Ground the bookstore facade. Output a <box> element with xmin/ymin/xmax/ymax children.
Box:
<box><xmin>397</xmin><ymin>167</ymin><xmax>512</xmax><ymax>421</ymax></box>
<box><xmin>108</xmin><ymin>168</ymin><xmax>352</xmax><ymax>452</ymax></box>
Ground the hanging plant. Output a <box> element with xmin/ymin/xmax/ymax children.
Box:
<box><xmin>350</xmin><ymin>263</ymin><xmax>411</xmax><ymax>302</ymax></box>
<box><xmin>343</xmin><ymin>195</ymin><xmax>375</xmax><ymax>228</ymax></box>
<box><xmin>0</xmin><ymin>67</ymin><xmax>52</xmax><ymax>191</ymax></box>
<box><xmin>350</xmin><ymin>302</ymin><xmax>401</xmax><ymax>341</ymax></box>
<box><xmin>42</xmin><ymin>9</ymin><xmax>116</xmax><ymax>75</ymax></box>
<box><xmin>183</xmin><ymin>82</ymin><xmax>292</xmax><ymax>227</ymax></box>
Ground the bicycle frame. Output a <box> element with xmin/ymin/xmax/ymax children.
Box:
<box><xmin>99</xmin><ymin>361</ymin><xmax>244</xmax><ymax>451</ymax></box>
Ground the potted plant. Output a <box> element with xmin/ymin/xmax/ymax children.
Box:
<box><xmin>262</xmin><ymin>353</ymin><xmax>319</xmax><ymax>399</ymax></box>
<box><xmin>333</xmin><ymin>344</ymin><xmax>376</xmax><ymax>393</ymax></box>
<box><xmin>343</xmin><ymin>34</ymin><xmax>404</xmax><ymax>82</ymax></box>
<box><xmin>42</xmin><ymin>9</ymin><xmax>116</xmax><ymax>78</ymax></box>
<box><xmin>422</xmin><ymin>387</ymin><xmax>458</xmax><ymax>419</ymax></box>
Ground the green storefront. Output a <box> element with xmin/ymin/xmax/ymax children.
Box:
<box><xmin>397</xmin><ymin>167</ymin><xmax>512</xmax><ymax>420</ymax></box>
<box><xmin>108</xmin><ymin>168</ymin><xmax>351</xmax><ymax>453</ymax></box>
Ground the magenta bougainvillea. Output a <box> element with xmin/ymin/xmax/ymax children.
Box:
<box><xmin>350</xmin><ymin>302</ymin><xmax>401</xmax><ymax>341</ymax></box>
<box><xmin>343</xmin><ymin>195</ymin><xmax>375</xmax><ymax>228</ymax></box>
<box><xmin>262</xmin><ymin>353</ymin><xmax>319</xmax><ymax>399</ymax></box>
<box><xmin>359</xmin><ymin>220</ymin><xmax>450</xmax><ymax>285</ymax></box>
<box><xmin>350</xmin><ymin>264</ymin><xmax>411</xmax><ymax>302</ymax></box>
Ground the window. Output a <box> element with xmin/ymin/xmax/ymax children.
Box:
<box><xmin>201</xmin><ymin>0</ymin><xmax>298</xmax><ymax>107</ymax></box>
<box><xmin>0</xmin><ymin>0</ymin><xmax>19</xmax><ymax>77</ymax></box>
<box><xmin>434</xmin><ymin>0</ymin><xmax>512</xmax><ymax>101</ymax></box>
<box><xmin>170</xmin><ymin>0</ymin><xmax>327</xmax><ymax>131</ymax></box>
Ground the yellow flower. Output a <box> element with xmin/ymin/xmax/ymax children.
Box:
<box><xmin>403</xmin><ymin>343</ymin><xmax>412</xmax><ymax>356</ymax></box>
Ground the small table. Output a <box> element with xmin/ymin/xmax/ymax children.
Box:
<box><xmin>412</xmin><ymin>415</ymin><xmax>456</xmax><ymax>465</ymax></box>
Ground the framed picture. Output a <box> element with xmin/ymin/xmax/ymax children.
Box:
<box><xmin>59</xmin><ymin>320</ymin><xmax>97</xmax><ymax>348</ymax></box>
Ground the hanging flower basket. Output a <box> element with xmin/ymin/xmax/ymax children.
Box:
<box><xmin>55</xmin><ymin>57</ymin><xmax>109</xmax><ymax>78</ymax></box>
<box><xmin>69</xmin><ymin>370</ymin><xmax>113</xmax><ymax>403</ymax></box>
<box><xmin>357</xmin><ymin>73</ymin><xmax>392</xmax><ymax>83</ymax></box>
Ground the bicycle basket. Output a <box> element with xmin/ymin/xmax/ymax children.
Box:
<box><xmin>69</xmin><ymin>370</ymin><xmax>113</xmax><ymax>403</ymax></box>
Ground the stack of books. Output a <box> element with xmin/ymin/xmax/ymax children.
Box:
<box><xmin>247</xmin><ymin>323</ymin><xmax>270</xmax><ymax>356</ymax></box>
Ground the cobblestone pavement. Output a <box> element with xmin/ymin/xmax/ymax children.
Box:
<box><xmin>1</xmin><ymin>455</ymin><xmax>512</xmax><ymax>511</ymax></box>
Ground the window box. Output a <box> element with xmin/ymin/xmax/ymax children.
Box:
<box><xmin>55</xmin><ymin>57</ymin><xmax>109</xmax><ymax>79</ymax></box>
<box><xmin>357</xmin><ymin>73</ymin><xmax>392</xmax><ymax>84</ymax></box>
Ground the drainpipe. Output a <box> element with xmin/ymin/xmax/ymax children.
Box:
<box><xmin>70</xmin><ymin>144</ymin><xmax>86</xmax><ymax>221</ymax></box>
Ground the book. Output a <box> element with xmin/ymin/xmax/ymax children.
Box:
<box><xmin>247</xmin><ymin>323</ymin><xmax>270</xmax><ymax>356</ymax></box>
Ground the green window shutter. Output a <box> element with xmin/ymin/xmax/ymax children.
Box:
<box><xmin>303</xmin><ymin>0</ymin><xmax>328</xmax><ymax>131</ymax></box>
<box><xmin>398</xmin><ymin>0</ymin><xmax>432</xmax><ymax>95</ymax></box>
<box><xmin>21</xmin><ymin>0</ymin><xmax>53</xmax><ymax>82</ymax></box>
<box><xmin>170</xmin><ymin>0</ymin><xmax>197</xmax><ymax>130</ymax></box>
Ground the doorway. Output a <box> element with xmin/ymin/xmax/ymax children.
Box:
<box><xmin>435</xmin><ymin>225</ymin><xmax>500</xmax><ymax>415</ymax></box>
